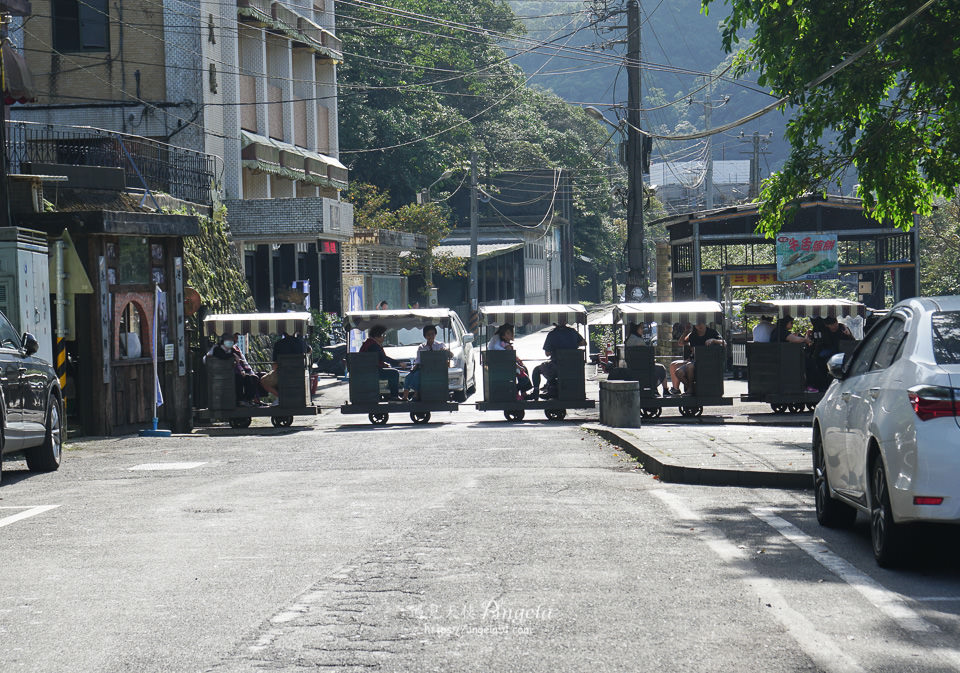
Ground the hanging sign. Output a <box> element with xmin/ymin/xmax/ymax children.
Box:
<box><xmin>776</xmin><ymin>233</ymin><xmax>839</xmax><ymax>281</ymax></box>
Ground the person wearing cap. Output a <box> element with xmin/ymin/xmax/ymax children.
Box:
<box><xmin>752</xmin><ymin>315</ymin><xmax>775</xmax><ymax>342</ymax></box>
<box><xmin>530</xmin><ymin>320</ymin><xmax>586</xmax><ymax>400</ymax></box>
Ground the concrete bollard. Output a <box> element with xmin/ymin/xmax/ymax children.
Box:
<box><xmin>599</xmin><ymin>380</ymin><xmax>642</xmax><ymax>428</ymax></box>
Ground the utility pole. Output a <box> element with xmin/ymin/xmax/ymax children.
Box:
<box><xmin>624</xmin><ymin>0</ymin><xmax>647</xmax><ymax>301</ymax></box>
<box><xmin>740</xmin><ymin>131</ymin><xmax>772</xmax><ymax>199</ymax></box>
<box><xmin>469</xmin><ymin>151</ymin><xmax>479</xmax><ymax>333</ymax></box>
<box><xmin>704</xmin><ymin>81</ymin><xmax>714</xmax><ymax>209</ymax></box>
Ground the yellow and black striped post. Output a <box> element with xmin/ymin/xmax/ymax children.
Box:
<box><xmin>55</xmin><ymin>337</ymin><xmax>67</xmax><ymax>400</ymax></box>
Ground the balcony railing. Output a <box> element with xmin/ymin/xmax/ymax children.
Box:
<box><xmin>4</xmin><ymin>120</ymin><xmax>219</xmax><ymax>206</ymax></box>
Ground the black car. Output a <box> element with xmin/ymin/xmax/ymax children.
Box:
<box><xmin>0</xmin><ymin>310</ymin><xmax>63</xmax><ymax>482</ymax></box>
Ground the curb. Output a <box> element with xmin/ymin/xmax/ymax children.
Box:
<box><xmin>583</xmin><ymin>424</ymin><xmax>811</xmax><ymax>490</ymax></box>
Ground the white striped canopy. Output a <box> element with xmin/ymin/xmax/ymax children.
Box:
<box><xmin>479</xmin><ymin>304</ymin><xmax>588</xmax><ymax>327</ymax></box>
<box><xmin>203</xmin><ymin>312</ymin><xmax>312</xmax><ymax>337</ymax></box>
<box><xmin>613</xmin><ymin>301</ymin><xmax>725</xmax><ymax>327</ymax></box>
<box><xmin>742</xmin><ymin>299</ymin><xmax>867</xmax><ymax>319</ymax></box>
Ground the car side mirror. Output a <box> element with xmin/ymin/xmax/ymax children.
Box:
<box><xmin>462</xmin><ymin>333</ymin><xmax>474</xmax><ymax>344</ymax></box>
<box><xmin>22</xmin><ymin>332</ymin><xmax>39</xmax><ymax>356</ymax></box>
<box><xmin>826</xmin><ymin>352</ymin><xmax>847</xmax><ymax>380</ymax></box>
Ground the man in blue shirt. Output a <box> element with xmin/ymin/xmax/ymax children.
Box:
<box><xmin>530</xmin><ymin>321</ymin><xmax>586</xmax><ymax>399</ymax></box>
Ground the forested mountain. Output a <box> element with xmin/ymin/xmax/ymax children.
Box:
<box><xmin>507</xmin><ymin>0</ymin><xmax>793</xmax><ymax>186</ymax></box>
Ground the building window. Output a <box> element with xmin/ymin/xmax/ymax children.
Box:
<box><xmin>53</xmin><ymin>0</ymin><xmax>110</xmax><ymax>52</ymax></box>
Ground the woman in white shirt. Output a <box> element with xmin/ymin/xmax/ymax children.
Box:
<box><xmin>401</xmin><ymin>324</ymin><xmax>450</xmax><ymax>400</ymax></box>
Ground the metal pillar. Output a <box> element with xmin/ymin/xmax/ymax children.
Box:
<box><xmin>469</xmin><ymin>151</ymin><xmax>479</xmax><ymax>332</ymax></box>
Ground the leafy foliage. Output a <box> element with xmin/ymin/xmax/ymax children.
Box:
<box><xmin>183</xmin><ymin>205</ymin><xmax>255</xmax><ymax>315</ymax></box>
<box><xmin>918</xmin><ymin>195</ymin><xmax>960</xmax><ymax>296</ymax></box>
<box><xmin>337</xmin><ymin>0</ymin><xmax>622</xmax><ymax>279</ymax></box>
<box><xmin>702</xmin><ymin>0</ymin><xmax>960</xmax><ymax>235</ymax></box>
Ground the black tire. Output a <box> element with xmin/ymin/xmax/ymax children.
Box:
<box><xmin>641</xmin><ymin>407</ymin><xmax>662</xmax><ymax>419</ymax></box>
<box><xmin>271</xmin><ymin>415</ymin><xmax>294</xmax><ymax>428</ymax></box>
<box><xmin>679</xmin><ymin>405</ymin><xmax>703</xmax><ymax>418</ymax></box>
<box><xmin>545</xmin><ymin>409</ymin><xmax>566</xmax><ymax>421</ymax></box>
<box><xmin>771</xmin><ymin>404</ymin><xmax>788</xmax><ymax>414</ymax></box>
<box><xmin>504</xmin><ymin>410</ymin><xmax>525</xmax><ymax>422</ymax></box>
<box><xmin>410</xmin><ymin>412</ymin><xmax>431</xmax><ymax>424</ymax></box>
<box><xmin>369</xmin><ymin>413</ymin><xmax>389</xmax><ymax>425</ymax></box>
<box><xmin>870</xmin><ymin>457</ymin><xmax>907</xmax><ymax>567</ymax></box>
<box><xmin>26</xmin><ymin>396</ymin><xmax>63</xmax><ymax>472</ymax></box>
<box><xmin>813</xmin><ymin>430</ymin><xmax>856</xmax><ymax>528</ymax></box>
<box><xmin>789</xmin><ymin>403</ymin><xmax>806</xmax><ymax>414</ymax></box>
<box><xmin>229</xmin><ymin>417</ymin><xmax>252</xmax><ymax>429</ymax></box>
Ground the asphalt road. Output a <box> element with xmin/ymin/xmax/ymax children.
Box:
<box><xmin>3</xmin><ymin>389</ymin><xmax>960</xmax><ymax>673</ymax></box>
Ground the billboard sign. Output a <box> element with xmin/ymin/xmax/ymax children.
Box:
<box><xmin>776</xmin><ymin>233</ymin><xmax>839</xmax><ymax>281</ymax></box>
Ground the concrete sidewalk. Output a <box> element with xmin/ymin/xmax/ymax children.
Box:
<box><xmin>583</xmin><ymin>422</ymin><xmax>812</xmax><ymax>490</ymax></box>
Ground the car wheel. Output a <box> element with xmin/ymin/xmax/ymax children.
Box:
<box><xmin>26</xmin><ymin>396</ymin><xmax>62</xmax><ymax>472</ymax></box>
<box><xmin>813</xmin><ymin>430</ymin><xmax>856</xmax><ymax>528</ymax></box>
<box><xmin>870</xmin><ymin>457</ymin><xmax>907</xmax><ymax>567</ymax></box>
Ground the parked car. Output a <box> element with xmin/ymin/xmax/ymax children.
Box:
<box><xmin>812</xmin><ymin>296</ymin><xmax>960</xmax><ymax>566</ymax></box>
<box><xmin>0</xmin><ymin>310</ymin><xmax>64</xmax><ymax>483</ymax></box>
<box><xmin>343</xmin><ymin>309</ymin><xmax>476</xmax><ymax>402</ymax></box>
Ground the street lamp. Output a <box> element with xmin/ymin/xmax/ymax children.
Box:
<box><xmin>418</xmin><ymin>168</ymin><xmax>455</xmax><ymax>204</ymax></box>
<box><xmin>418</xmin><ymin>168</ymin><xmax>456</xmax><ymax>306</ymax></box>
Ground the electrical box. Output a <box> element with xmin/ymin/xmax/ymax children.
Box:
<box><xmin>0</xmin><ymin>228</ymin><xmax>52</xmax><ymax>363</ymax></box>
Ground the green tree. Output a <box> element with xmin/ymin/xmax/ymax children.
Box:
<box><xmin>918</xmin><ymin>194</ymin><xmax>960</xmax><ymax>296</ymax></box>
<box><xmin>702</xmin><ymin>0</ymin><xmax>960</xmax><ymax>235</ymax></box>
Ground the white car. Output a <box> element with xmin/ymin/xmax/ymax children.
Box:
<box><xmin>812</xmin><ymin>296</ymin><xmax>960</xmax><ymax>566</ymax></box>
<box><xmin>344</xmin><ymin>309</ymin><xmax>476</xmax><ymax>402</ymax></box>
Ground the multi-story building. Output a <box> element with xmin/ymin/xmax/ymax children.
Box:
<box><xmin>15</xmin><ymin>0</ymin><xmax>352</xmax><ymax>312</ymax></box>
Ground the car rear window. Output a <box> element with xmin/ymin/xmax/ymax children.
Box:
<box><xmin>931</xmin><ymin>311</ymin><xmax>960</xmax><ymax>365</ymax></box>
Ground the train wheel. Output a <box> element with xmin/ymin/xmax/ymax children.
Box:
<box><xmin>271</xmin><ymin>415</ymin><xmax>294</xmax><ymax>428</ymax></box>
<box><xmin>504</xmin><ymin>410</ymin><xmax>525</xmax><ymax>422</ymax></box>
<box><xmin>410</xmin><ymin>412</ymin><xmax>431</xmax><ymax>424</ymax></box>
<box><xmin>641</xmin><ymin>407</ymin><xmax>662</xmax><ymax>419</ymax></box>
<box><xmin>545</xmin><ymin>409</ymin><xmax>566</xmax><ymax>421</ymax></box>
<box><xmin>771</xmin><ymin>404</ymin><xmax>788</xmax><ymax>414</ymax></box>
<box><xmin>788</xmin><ymin>403</ymin><xmax>806</xmax><ymax>414</ymax></box>
<box><xmin>369</xmin><ymin>413</ymin><xmax>389</xmax><ymax>425</ymax></box>
<box><xmin>229</xmin><ymin>417</ymin><xmax>252</xmax><ymax>429</ymax></box>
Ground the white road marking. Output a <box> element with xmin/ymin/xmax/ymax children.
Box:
<box><xmin>128</xmin><ymin>462</ymin><xmax>206</xmax><ymax>471</ymax></box>
<box><xmin>0</xmin><ymin>505</ymin><xmax>60</xmax><ymax>529</ymax></box>
<box><xmin>751</xmin><ymin>508</ymin><xmax>935</xmax><ymax>634</ymax></box>
<box><xmin>652</xmin><ymin>490</ymin><xmax>866</xmax><ymax>673</ymax></box>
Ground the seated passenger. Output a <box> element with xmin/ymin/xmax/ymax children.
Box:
<box><xmin>260</xmin><ymin>330</ymin><xmax>312</xmax><ymax>404</ymax></box>
<box><xmin>625</xmin><ymin>322</ymin><xmax>645</xmax><ymax>347</ymax></box>
<box><xmin>359</xmin><ymin>324</ymin><xmax>403</xmax><ymax>400</ymax></box>
<box><xmin>204</xmin><ymin>336</ymin><xmax>261</xmax><ymax>407</ymax></box>
<box><xmin>401</xmin><ymin>324</ymin><xmax>452</xmax><ymax>401</ymax></box>
<box><xmin>531</xmin><ymin>320</ymin><xmax>586</xmax><ymax>400</ymax></box>
<box><xmin>752</xmin><ymin>315</ymin><xmax>775</xmax><ymax>342</ymax></box>
<box><xmin>770</xmin><ymin>315</ymin><xmax>813</xmax><ymax>346</ymax></box>
<box><xmin>806</xmin><ymin>316</ymin><xmax>854</xmax><ymax>391</ymax></box>
<box><xmin>669</xmin><ymin>320</ymin><xmax>725</xmax><ymax>395</ymax></box>
<box><xmin>488</xmin><ymin>323</ymin><xmax>534</xmax><ymax>399</ymax></box>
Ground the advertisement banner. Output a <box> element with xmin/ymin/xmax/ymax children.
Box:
<box><xmin>729</xmin><ymin>272</ymin><xmax>778</xmax><ymax>287</ymax></box>
<box><xmin>776</xmin><ymin>233</ymin><xmax>839</xmax><ymax>281</ymax></box>
<box><xmin>348</xmin><ymin>285</ymin><xmax>364</xmax><ymax>353</ymax></box>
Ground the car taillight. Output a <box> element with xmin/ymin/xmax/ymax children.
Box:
<box><xmin>908</xmin><ymin>385</ymin><xmax>960</xmax><ymax>421</ymax></box>
<box><xmin>914</xmin><ymin>496</ymin><xmax>944</xmax><ymax>505</ymax></box>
